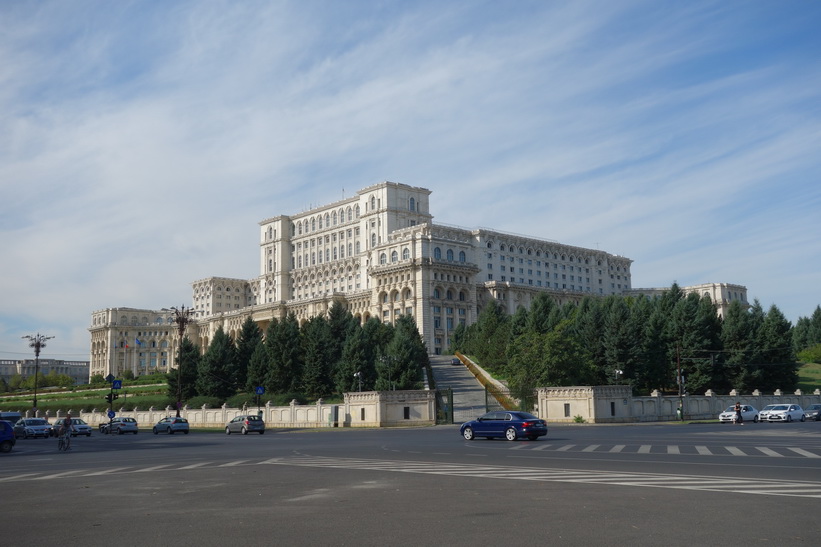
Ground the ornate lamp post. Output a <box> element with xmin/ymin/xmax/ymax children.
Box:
<box><xmin>170</xmin><ymin>305</ymin><xmax>198</xmax><ymax>418</ymax></box>
<box><xmin>22</xmin><ymin>333</ymin><xmax>54</xmax><ymax>414</ymax></box>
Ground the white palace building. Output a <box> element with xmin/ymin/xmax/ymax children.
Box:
<box><xmin>88</xmin><ymin>181</ymin><xmax>747</xmax><ymax>380</ymax></box>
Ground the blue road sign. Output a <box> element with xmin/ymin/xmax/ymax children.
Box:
<box><xmin>105</xmin><ymin>374</ymin><xmax>115</xmax><ymax>383</ymax></box>
<box><xmin>107</xmin><ymin>410</ymin><xmax>115</xmax><ymax>419</ymax></box>
<box><xmin>255</xmin><ymin>386</ymin><xmax>265</xmax><ymax>395</ymax></box>
<box><xmin>112</xmin><ymin>380</ymin><xmax>122</xmax><ymax>390</ymax></box>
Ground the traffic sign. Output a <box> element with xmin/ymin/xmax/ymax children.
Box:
<box><xmin>255</xmin><ymin>386</ymin><xmax>265</xmax><ymax>395</ymax></box>
<box><xmin>112</xmin><ymin>380</ymin><xmax>122</xmax><ymax>390</ymax></box>
<box><xmin>105</xmin><ymin>374</ymin><xmax>115</xmax><ymax>383</ymax></box>
<box><xmin>107</xmin><ymin>410</ymin><xmax>115</xmax><ymax>419</ymax></box>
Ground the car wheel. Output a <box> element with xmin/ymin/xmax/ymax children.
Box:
<box><xmin>153</xmin><ymin>427</ymin><xmax>158</xmax><ymax>435</ymax></box>
<box><xmin>505</xmin><ymin>427</ymin><xmax>517</xmax><ymax>441</ymax></box>
<box><xmin>118</xmin><ymin>428</ymin><xmax>124</xmax><ymax>435</ymax></box>
<box><xmin>528</xmin><ymin>435</ymin><xmax>538</xmax><ymax>441</ymax></box>
<box><xmin>800</xmin><ymin>415</ymin><xmax>805</xmax><ymax>422</ymax></box>
<box><xmin>168</xmin><ymin>427</ymin><xmax>174</xmax><ymax>434</ymax></box>
<box><xmin>259</xmin><ymin>430</ymin><xmax>265</xmax><ymax>435</ymax></box>
<box><xmin>462</xmin><ymin>427</ymin><xmax>474</xmax><ymax>441</ymax></box>
<box><xmin>225</xmin><ymin>427</ymin><xmax>231</xmax><ymax>435</ymax></box>
<box><xmin>753</xmin><ymin>415</ymin><xmax>759</xmax><ymax>423</ymax></box>
<box><xmin>87</xmin><ymin>432</ymin><xmax>92</xmax><ymax>437</ymax></box>
<box><xmin>787</xmin><ymin>416</ymin><xmax>792</xmax><ymax>422</ymax></box>
<box><xmin>183</xmin><ymin>430</ymin><xmax>189</xmax><ymax>434</ymax></box>
<box><xmin>241</xmin><ymin>427</ymin><xmax>248</xmax><ymax>435</ymax></box>
<box><xmin>0</xmin><ymin>440</ymin><xmax>12</xmax><ymax>453</ymax></box>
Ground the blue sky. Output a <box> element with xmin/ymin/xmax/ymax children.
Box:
<box><xmin>1</xmin><ymin>1</ymin><xmax>819</xmax><ymax>362</ymax></box>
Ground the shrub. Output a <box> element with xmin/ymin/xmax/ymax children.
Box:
<box><xmin>226</xmin><ymin>393</ymin><xmax>256</xmax><ymax>409</ymax></box>
<box><xmin>573</xmin><ymin>415</ymin><xmax>586</xmax><ymax>423</ymax></box>
<box><xmin>186</xmin><ymin>396</ymin><xmax>223</xmax><ymax>409</ymax></box>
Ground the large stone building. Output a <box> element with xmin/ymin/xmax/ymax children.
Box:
<box><xmin>0</xmin><ymin>358</ymin><xmax>90</xmax><ymax>386</ymax></box>
<box><xmin>88</xmin><ymin>181</ymin><xmax>745</xmax><ymax>380</ymax></box>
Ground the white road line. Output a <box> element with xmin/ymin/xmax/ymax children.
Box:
<box><xmin>726</xmin><ymin>447</ymin><xmax>747</xmax><ymax>456</ymax></box>
<box><xmin>756</xmin><ymin>447</ymin><xmax>784</xmax><ymax>457</ymax></box>
<box><xmin>178</xmin><ymin>462</ymin><xmax>213</xmax><ymax>470</ymax></box>
<box><xmin>696</xmin><ymin>446</ymin><xmax>712</xmax><ymax>455</ymax></box>
<box><xmin>83</xmin><ymin>467</ymin><xmax>133</xmax><ymax>476</ymax></box>
<box><xmin>556</xmin><ymin>445</ymin><xmax>575</xmax><ymax>452</ymax></box>
<box><xmin>0</xmin><ymin>473</ymin><xmax>40</xmax><ymax>482</ymax></box>
<box><xmin>218</xmin><ymin>460</ymin><xmax>250</xmax><ymax>467</ymax></box>
<box><xmin>32</xmin><ymin>470</ymin><xmax>86</xmax><ymax>480</ymax></box>
<box><xmin>667</xmin><ymin>446</ymin><xmax>680</xmax><ymax>455</ymax></box>
<box><xmin>582</xmin><ymin>445</ymin><xmax>600</xmax><ymax>452</ymax></box>
<box><xmin>531</xmin><ymin>444</ymin><xmax>552</xmax><ymax>450</ymax></box>
<box><xmin>609</xmin><ymin>445</ymin><xmax>625</xmax><ymax>453</ymax></box>
<box><xmin>638</xmin><ymin>445</ymin><xmax>651</xmax><ymax>454</ymax></box>
<box><xmin>786</xmin><ymin>447</ymin><xmax>821</xmax><ymax>458</ymax></box>
<box><xmin>132</xmin><ymin>464</ymin><xmax>173</xmax><ymax>473</ymax></box>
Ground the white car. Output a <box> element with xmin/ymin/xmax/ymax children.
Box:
<box><xmin>718</xmin><ymin>405</ymin><xmax>759</xmax><ymax>423</ymax></box>
<box><xmin>765</xmin><ymin>404</ymin><xmax>805</xmax><ymax>422</ymax></box>
<box><xmin>758</xmin><ymin>404</ymin><xmax>779</xmax><ymax>421</ymax></box>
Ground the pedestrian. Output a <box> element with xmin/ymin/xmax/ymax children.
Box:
<box><xmin>734</xmin><ymin>401</ymin><xmax>744</xmax><ymax>425</ymax></box>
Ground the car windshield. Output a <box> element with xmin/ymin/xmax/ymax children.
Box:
<box><xmin>771</xmin><ymin>405</ymin><xmax>789</xmax><ymax>410</ymax></box>
<box><xmin>762</xmin><ymin>405</ymin><xmax>777</xmax><ymax>410</ymax></box>
<box><xmin>28</xmin><ymin>419</ymin><xmax>48</xmax><ymax>425</ymax></box>
<box><xmin>724</xmin><ymin>406</ymin><xmax>737</xmax><ymax>412</ymax></box>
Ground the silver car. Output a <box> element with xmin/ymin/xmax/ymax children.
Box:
<box><xmin>153</xmin><ymin>417</ymin><xmax>190</xmax><ymax>435</ymax></box>
<box><xmin>766</xmin><ymin>404</ymin><xmax>805</xmax><ymax>422</ymax></box>
<box><xmin>101</xmin><ymin>417</ymin><xmax>139</xmax><ymax>434</ymax></box>
<box><xmin>51</xmin><ymin>418</ymin><xmax>93</xmax><ymax>437</ymax></box>
<box><xmin>225</xmin><ymin>415</ymin><xmax>265</xmax><ymax>435</ymax></box>
<box><xmin>14</xmin><ymin>418</ymin><xmax>52</xmax><ymax>439</ymax></box>
<box><xmin>718</xmin><ymin>405</ymin><xmax>759</xmax><ymax>423</ymax></box>
<box><xmin>758</xmin><ymin>404</ymin><xmax>779</xmax><ymax>421</ymax></box>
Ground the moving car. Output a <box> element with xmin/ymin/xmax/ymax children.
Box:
<box><xmin>0</xmin><ymin>420</ymin><xmax>16</xmax><ymax>453</ymax></box>
<box><xmin>718</xmin><ymin>405</ymin><xmax>759</xmax><ymax>423</ymax></box>
<box><xmin>225</xmin><ymin>415</ymin><xmax>265</xmax><ymax>435</ymax></box>
<box><xmin>13</xmin><ymin>418</ymin><xmax>52</xmax><ymax>439</ymax></box>
<box><xmin>460</xmin><ymin>411</ymin><xmax>548</xmax><ymax>441</ymax></box>
<box><xmin>450</xmin><ymin>358</ymin><xmax>461</xmax><ymax>365</ymax></box>
<box><xmin>804</xmin><ymin>404</ymin><xmax>821</xmax><ymax>421</ymax></box>
<box><xmin>153</xmin><ymin>417</ymin><xmax>190</xmax><ymax>434</ymax></box>
<box><xmin>101</xmin><ymin>417</ymin><xmax>139</xmax><ymax>434</ymax></box>
<box><xmin>765</xmin><ymin>404</ymin><xmax>805</xmax><ymax>422</ymax></box>
<box><xmin>51</xmin><ymin>418</ymin><xmax>93</xmax><ymax>437</ymax></box>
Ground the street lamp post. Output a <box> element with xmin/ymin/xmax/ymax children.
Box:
<box><xmin>170</xmin><ymin>305</ymin><xmax>198</xmax><ymax>418</ymax></box>
<box><xmin>22</xmin><ymin>333</ymin><xmax>54</xmax><ymax>415</ymax></box>
<box><xmin>354</xmin><ymin>371</ymin><xmax>362</xmax><ymax>392</ymax></box>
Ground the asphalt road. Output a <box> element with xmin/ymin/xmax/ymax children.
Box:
<box><xmin>3</xmin><ymin>421</ymin><xmax>820</xmax><ymax>546</ymax></box>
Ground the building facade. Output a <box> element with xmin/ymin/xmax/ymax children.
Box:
<box><xmin>88</xmin><ymin>181</ymin><xmax>745</xmax><ymax>380</ymax></box>
<box><xmin>625</xmin><ymin>282</ymin><xmax>748</xmax><ymax>318</ymax></box>
<box><xmin>0</xmin><ymin>358</ymin><xmax>90</xmax><ymax>386</ymax></box>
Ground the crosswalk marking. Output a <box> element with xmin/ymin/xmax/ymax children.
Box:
<box><xmin>787</xmin><ymin>447</ymin><xmax>820</xmax><ymax>458</ymax></box>
<box><xmin>638</xmin><ymin>445</ymin><xmax>651</xmax><ymax>454</ymax></box>
<box><xmin>609</xmin><ymin>445</ymin><xmax>625</xmax><ymax>453</ymax></box>
<box><xmin>582</xmin><ymin>444</ymin><xmax>600</xmax><ymax>452</ymax></box>
<box><xmin>726</xmin><ymin>447</ymin><xmax>746</xmax><ymax>456</ymax></box>
<box><xmin>667</xmin><ymin>446</ymin><xmax>680</xmax><ymax>455</ymax></box>
<box><xmin>556</xmin><ymin>444</ymin><xmax>575</xmax><ymax>451</ymax></box>
<box><xmin>696</xmin><ymin>446</ymin><xmax>712</xmax><ymax>455</ymax></box>
<box><xmin>263</xmin><ymin>456</ymin><xmax>821</xmax><ymax>499</ymax></box>
<box><xmin>756</xmin><ymin>447</ymin><xmax>783</xmax><ymax>457</ymax></box>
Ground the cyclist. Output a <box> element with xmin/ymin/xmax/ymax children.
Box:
<box><xmin>58</xmin><ymin>413</ymin><xmax>76</xmax><ymax>450</ymax></box>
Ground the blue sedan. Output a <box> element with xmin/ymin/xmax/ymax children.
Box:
<box><xmin>460</xmin><ymin>411</ymin><xmax>548</xmax><ymax>441</ymax></box>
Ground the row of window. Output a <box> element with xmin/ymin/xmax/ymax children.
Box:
<box><xmin>294</xmin><ymin>205</ymin><xmax>362</xmax><ymax>235</ymax></box>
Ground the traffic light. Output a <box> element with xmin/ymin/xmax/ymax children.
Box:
<box><xmin>105</xmin><ymin>393</ymin><xmax>113</xmax><ymax>404</ymax></box>
<box><xmin>113</xmin><ymin>392</ymin><xmax>119</xmax><ymax>400</ymax></box>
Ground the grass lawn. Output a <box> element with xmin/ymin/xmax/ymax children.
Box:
<box><xmin>798</xmin><ymin>362</ymin><xmax>821</xmax><ymax>393</ymax></box>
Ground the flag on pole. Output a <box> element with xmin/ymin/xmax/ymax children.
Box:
<box><xmin>135</xmin><ymin>338</ymin><xmax>142</xmax><ymax>346</ymax></box>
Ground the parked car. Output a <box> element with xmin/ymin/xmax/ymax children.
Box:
<box><xmin>803</xmin><ymin>404</ymin><xmax>821</xmax><ymax>421</ymax></box>
<box><xmin>765</xmin><ymin>404</ymin><xmax>805</xmax><ymax>422</ymax></box>
<box><xmin>0</xmin><ymin>420</ymin><xmax>16</xmax><ymax>453</ymax></box>
<box><xmin>451</xmin><ymin>358</ymin><xmax>461</xmax><ymax>365</ymax></box>
<box><xmin>153</xmin><ymin>417</ymin><xmax>190</xmax><ymax>435</ymax></box>
<box><xmin>50</xmin><ymin>418</ymin><xmax>93</xmax><ymax>437</ymax></box>
<box><xmin>0</xmin><ymin>412</ymin><xmax>23</xmax><ymax>426</ymax></box>
<box><xmin>718</xmin><ymin>405</ymin><xmax>759</xmax><ymax>423</ymax></box>
<box><xmin>758</xmin><ymin>404</ymin><xmax>779</xmax><ymax>421</ymax></box>
<box><xmin>225</xmin><ymin>415</ymin><xmax>265</xmax><ymax>435</ymax></box>
<box><xmin>13</xmin><ymin>418</ymin><xmax>52</xmax><ymax>439</ymax></box>
<box><xmin>101</xmin><ymin>417</ymin><xmax>139</xmax><ymax>434</ymax></box>
<box><xmin>460</xmin><ymin>411</ymin><xmax>548</xmax><ymax>441</ymax></box>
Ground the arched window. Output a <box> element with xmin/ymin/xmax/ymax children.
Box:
<box><xmin>324</xmin><ymin>213</ymin><xmax>329</xmax><ymax>227</ymax></box>
<box><xmin>446</xmin><ymin>249</ymin><xmax>454</xmax><ymax>261</ymax></box>
<box><xmin>409</xmin><ymin>197</ymin><xmax>415</xmax><ymax>211</ymax></box>
<box><xmin>487</xmin><ymin>241</ymin><xmax>492</xmax><ymax>249</ymax></box>
<box><xmin>459</xmin><ymin>251</ymin><xmax>466</xmax><ymax>262</ymax></box>
<box><xmin>371</xmin><ymin>233</ymin><xmax>377</xmax><ymax>247</ymax></box>
<box><xmin>311</xmin><ymin>218</ymin><xmax>316</xmax><ymax>231</ymax></box>
<box><xmin>347</xmin><ymin>207</ymin><xmax>353</xmax><ymax>222</ymax></box>
<box><xmin>446</xmin><ymin>289</ymin><xmax>453</xmax><ymax>300</ymax></box>
<box><xmin>391</xmin><ymin>251</ymin><xmax>398</xmax><ymax>263</ymax></box>
<box><xmin>434</xmin><ymin>247</ymin><xmax>442</xmax><ymax>259</ymax></box>
<box><xmin>500</xmin><ymin>244</ymin><xmax>506</xmax><ymax>251</ymax></box>
<box><xmin>298</xmin><ymin>223</ymin><xmax>303</xmax><ymax>235</ymax></box>
<box><xmin>332</xmin><ymin>211</ymin><xmax>337</xmax><ymax>225</ymax></box>
<box><xmin>433</xmin><ymin>288</ymin><xmax>441</xmax><ymax>299</ymax></box>
<box><xmin>402</xmin><ymin>247</ymin><xmax>410</xmax><ymax>260</ymax></box>
<box><xmin>380</xmin><ymin>253</ymin><xmax>387</xmax><ymax>265</ymax></box>
<box><xmin>355</xmin><ymin>242</ymin><xmax>361</xmax><ymax>254</ymax></box>
<box><xmin>370</xmin><ymin>196</ymin><xmax>376</xmax><ymax>210</ymax></box>
<box><xmin>459</xmin><ymin>291</ymin><xmax>466</xmax><ymax>301</ymax></box>
<box><xmin>355</xmin><ymin>205</ymin><xmax>360</xmax><ymax>218</ymax></box>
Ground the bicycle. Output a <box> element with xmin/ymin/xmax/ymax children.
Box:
<box><xmin>57</xmin><ymin>428</ymin><xmax>71</xmax><ymax>451</ymax></box>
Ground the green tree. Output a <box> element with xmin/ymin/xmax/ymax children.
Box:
<box><xmin>236</xmin><ymin>316</ymin><xmax>263</xmax><ymax>391</ymax></box>
<box><xmin>245</xmin><ymin>340</ymin><xmax>269</xmax><ymax>393</ymax></box>
<box><xmin>300</xmin><ymin>316</ymin><xmax>333</xmax><ymax>399</ymax></box>
<box><xmin>196</xmin><ymin>326</ymin><xmax>238</xmax><ymax>400</ymax></box>
<box><xmin>757</xmin><ymin>304</ymin><xmax>798</xmax><ymax>391</ymax></box>
<box><xmin>336</xmin><ymin>326</ymin><xmax>372</xmax><ymax>393</ymax></box>
<box><xmin>375</xmin><ymin>319</ymin><xmax>424</xmax><ymax>391</ymax></box>
<box><xmin>167</xmin><ymin>336</ymin><xmax>201</xmax><ymax>405</ymax></box>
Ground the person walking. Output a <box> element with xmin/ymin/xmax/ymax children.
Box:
<box><xmin>734</xmin><ymin>401</ymin><xmax>744</xmax><ymax>425</ymax></box>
